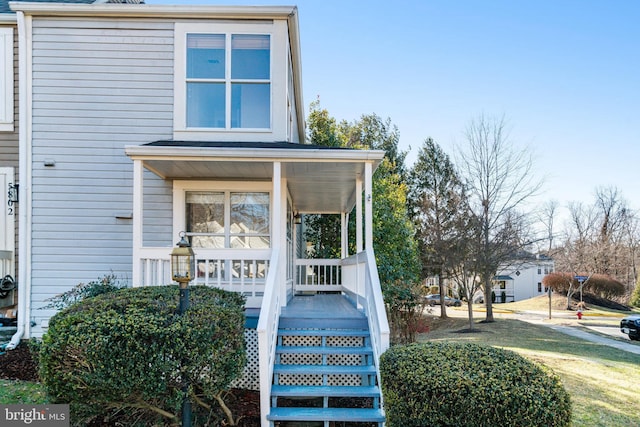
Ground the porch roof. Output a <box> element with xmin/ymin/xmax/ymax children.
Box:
<box><xmin>125</xmin><ymin>140</ymin><xmax>386</xmax><ymax>214</ymax></box>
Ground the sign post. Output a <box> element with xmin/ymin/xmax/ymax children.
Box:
<box><xmin>574</xmin><ymin>275</ymin><xmax>589</xmax><ymax>305</ymax></box>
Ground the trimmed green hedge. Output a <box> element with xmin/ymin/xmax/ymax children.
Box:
<box><xmin>380</xmin><ymin>342</ymin><xmax>571</xmax><ymax>427</ymax></box>
<box><xmin>39</xmin><ymin>285</ymin><xmax>246</xmax><ymax>425</ymax></box>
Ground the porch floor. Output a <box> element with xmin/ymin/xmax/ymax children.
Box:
<box><xmin>281</xmin><ymin>293</ymin><xmax>364</xmax><ymax>319</ymax></box>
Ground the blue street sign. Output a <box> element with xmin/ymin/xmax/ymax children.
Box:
<box><xmin>574</xmin><ymin>275</ymin><xmax>588</xmax><ymax>282</ymax></box>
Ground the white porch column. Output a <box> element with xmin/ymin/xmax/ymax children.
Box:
<box><xmin>272</xmin><ymin>162</ymin><xmax>285</xmax><ymax>304</ymax></box>
<box><xmin>132</xmin><ymin>159</ymin><xmax>143</xmax><ymax>286</ymax></box>
<box><xmin>341</xmin><ymin>212</ymin><xmax>348</xmax><ymax>258</ymax></box>
<box><xmin>356</xmin><ymin>177</ymin><xmax>363</xmax><ymax>253</ymax></box>
<box><xmin>364</xmin><ymin>162</ymin><xmax>373</xmax><ymax>250</ymax></box>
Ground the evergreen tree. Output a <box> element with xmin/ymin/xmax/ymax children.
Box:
<box><xmin>409</xmin><ymin>138</ymin><xmax>471</xmax><ymax>319</ymax></box>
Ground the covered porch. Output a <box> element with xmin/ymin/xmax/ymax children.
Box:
<box><xmin>125</xmin><ymin>141</ymin><xmax>390</xmax><ymax>426</ymax></box>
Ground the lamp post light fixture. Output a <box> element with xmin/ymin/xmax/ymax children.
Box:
<box><xmin>171</xmin><ymin>231</ymin><xmax>195</xmax><ymax>427</ymax></box>
<box><xmin>172</xmin><ymin>232</ymin><xmax>195</xmax><ymax>313</ymax></box>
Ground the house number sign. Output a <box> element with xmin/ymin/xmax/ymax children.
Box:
<box><xmin>7</xmin><ymin>183</ymin><xmax>17</xmax><ymax>215</ymax></box>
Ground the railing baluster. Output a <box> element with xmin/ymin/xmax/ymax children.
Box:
<box><xmin>136</xmin><ymin>249</ymin><xmax>269</xmax><ymax>307</ymax></box>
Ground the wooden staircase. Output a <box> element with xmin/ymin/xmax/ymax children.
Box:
<box><xmin>267</xmin><ymin>295</ymin><xmax>384</xmax><ymax>426</ymax></box>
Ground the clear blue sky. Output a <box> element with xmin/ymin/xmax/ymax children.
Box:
<box><xmin>147</xmin><ymin>0</ymin><xmax>640</xmax><ymax>224</ymax></box>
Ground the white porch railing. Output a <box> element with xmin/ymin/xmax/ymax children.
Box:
<box><xmin>342</xmin><ymin>248</ymin><xmax>390</xmax><ymax>404</ymax></box>
<box><xmin>256</xmin><ymin>247</ymin><xmax>283</xmax><ymax>427</ymax></box>
<box><xmin>295</xmin><ymin>252</ymin><xmax>390</xmax><ymax>362</ymax></box>
<box><xmin>136</xmin><ymin>248</ymin><xmax>270</xmax><ymax>309</ymax></box>
<box><xmin>0</xmin><ymin>250</ymin><xmax>12</xmax><ymax>279</ymax></box>
<box><xmin>294</xmin><ymin>258</ymin><xmax>342</xmax><ymax>292</ymax></box>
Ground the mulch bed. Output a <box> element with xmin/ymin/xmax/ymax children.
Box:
<box><xmin>0</xmin><ymin>342</ymin><xmax>39</xmax><ymax>381</ymax></box>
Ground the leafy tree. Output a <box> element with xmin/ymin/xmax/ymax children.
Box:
<box><xmin>307</xmin><ymin>98</ymin><xmax>347</xmax><ymax>148</ymax></box>
<box><xmin>345</xmin><ymin>114</ymin><xmax>408</xmax><ymax>178</ymax></box>
<box><xmin>373</xmin><ymin>157</ymin><xmax>421</xmax><ymax>288</ymax></box>
<box><xmin>456</xmin><ymin>115</ymin><xmax>542</xmax><ymax>322</ymax></box>
<box><xmin>630</xmin><ymin>279</ymin><xmax>640</xmax><ymax>307</ymax></box>
<box><xmin>305</xmin><ymin>103</ymin><xmax>421</xmax><ymax>338</ymax></box>
<box><xmin>303</xmin><ymin>100</ymin><xmax>346</xmax><ymax>258</ymax></box>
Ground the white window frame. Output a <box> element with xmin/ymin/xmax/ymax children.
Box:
<box><xmin>0</xmin><ymin>27</ymin><xmax>13</xmax><ymax>132</ymax></box>
<box><xmin>173</xmin><ymin>180</ymin><xmax>272</xmax><ymax>249</ymax></box>
<box><xmin>174</xmin><ymin>22</ymin><xmax>274</xmax><ymax>140</ymax></box>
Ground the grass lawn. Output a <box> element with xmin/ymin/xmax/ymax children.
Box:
<box><xmin>2</xmin><ymin>294</ymin><xmax>638</xmax><ymax>426</ymax></box>
<box><xmin>0</xmin><ymin>379</ymin><xmax>47</xmax><ymax>404</ymax></box>
<box><xmin>419</xmin><ymin>309</ymin><xmax>640</xmax><ymax>427</ymax></box>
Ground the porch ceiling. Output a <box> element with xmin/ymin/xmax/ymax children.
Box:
<box><xmin>125</xmin><ymin>141</ymin><xmax>386</xmax><ymax>214</ymax></box>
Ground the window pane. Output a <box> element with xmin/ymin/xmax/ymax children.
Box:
<box><xmin>231</xmin><ymin>34</ymin><xmax>270</xmax><ymax>79</ymax></box>
<box><xmin>187</xmin><ymin>34</ymin><xmax>225</xmax><ymax>79</ymax></box>
<box><xmin>231</xmin><ymin>83</ymin><xmax>270</xmax><ymax>128</ymax></box>
<box><xmin>187</xmin><ymin>82</ymin><xmax>225</xmax><ymax>128</ymax></box>
<box><xmin>186</xmin><ymin>192</ymin><xmax>225</xmax><ymax>248</ymax></box>
<box><xmin>231</xmin><ymin>192</ymin><xmax>269</xmax><ymax>233</ymax></box>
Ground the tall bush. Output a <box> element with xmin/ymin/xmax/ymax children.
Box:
<box><xmin>630</xmin><ymin>282</ymin><xmax>640</xmax><ymax>307</ymax></box>
<box><xmin>384</xmin><ymin>280</ymin><xmax>427</xmax><ymax>344</ymax></box>
<box><xmin>381</xmin><ymin>342</ymin><xmax>571</xmax><ymax>427</ymax></box>
<box><xmin>39</xmin><ymin>285</ymin><xmax>246</xmax><ymax>425</ymax></box>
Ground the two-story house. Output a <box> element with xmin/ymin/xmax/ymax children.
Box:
<box><xmin>1</xmin><ymin>0</ymin><xmax>137</xmax><ymax>321</ymax></box>
<box><xmin>491</xmin><ymin>254</ymin><xmax>555</xmax><ymax>303</ymax></box>
<box><xmin>6</xmin><ymin>2</ymin><xmax>389</xmax><ymax>425</ymax></box>
<box><xmin>0</xmin><ymin>0</ymin><xmax>20</xmax><ymax>314</ymax></box>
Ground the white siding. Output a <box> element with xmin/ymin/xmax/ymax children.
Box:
<box><xmin>30</xmin><ymin>18</ymin><xmax>174</xmax><ymax>332</ymax></box>
<box><xmin>0</xmin><ymin>27</ymin><xmax>19</xmax><ymax>290</ymax></box>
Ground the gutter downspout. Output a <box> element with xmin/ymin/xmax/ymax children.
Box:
<box><xmin>7</xmin><ymin>11</ymin><xmax>30</xmax><ymax>350</ymax></box>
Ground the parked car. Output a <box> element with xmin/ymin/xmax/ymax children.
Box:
<box><xmin>620</xmin><ymin>314</ymin><xmax>640</xmax><ymax>341</ymax></box>
<box><xmin>425</xmin><ymin>294</ymin><xmax>462</xmax><ymax>307</ymax></box>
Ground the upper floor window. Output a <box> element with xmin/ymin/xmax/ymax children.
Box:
<box><xmin>0</xmin><ymin>27</ymin><xmax>13</xmax><ymax>131</ymax></box>
<box><xmin>176</xmin><ymin>23</ymin><xmax>271</xmax><ymax>132</ymax></box>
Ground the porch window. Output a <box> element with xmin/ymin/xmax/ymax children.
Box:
<box><xmin>186</xmin><ymin>191</ymin><xmax>270</xmax><ymax>249</ymax></box>
<box><xmin>184</xmin><ymin>32</ymin><xmax>270</xmax><ymax>129</ymax></box>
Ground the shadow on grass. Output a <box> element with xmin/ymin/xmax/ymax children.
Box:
<box><xmin>422</xmin><ymin>317</ymin><xmax>640</xmax><ymax>366</ymax></box>
<box><xmin>454</xmin><ymin>328</ymin><xmax>484</xmax><ymax>334</ymax></box>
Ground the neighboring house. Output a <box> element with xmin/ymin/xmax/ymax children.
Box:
<box><xmin>0</xmin><ymin>0</ymin><xmax>140</xmax><ymax>317</ymax></box>
<box><xmin>7</xmin><ymin>3</ymin><xmax>389</xmax><ymax>425</ymax></box>
<box><xmin>0</xmin><ymin>1</ymin><xmax>18</xmax><ymax>312</ymax></box>
<box><xmin>491</xmin><ymin>254</ymin><xmax>555</xmax><ymax>303</ymax></box>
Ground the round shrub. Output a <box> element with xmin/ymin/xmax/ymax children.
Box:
<box><xmin>39</xmin><ymin>285</ymin><xmax>246</xmax><ymax>425</ymax></box>
<box><xmin>380</xmin><ymin>342</ymin><xmax>571</xmax><ymax>427</ymax></box>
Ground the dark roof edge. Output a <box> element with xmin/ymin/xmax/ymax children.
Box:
<box><xmin>144</xmin><ymin>140</ymin><xmax>355</xmax><ymax>151</ymax></box>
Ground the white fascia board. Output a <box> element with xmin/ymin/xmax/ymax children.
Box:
<box><xmin>0</xmin><ymin>15</ymin><xmax>16</xmax><ymax>23</ymax></box>
<box><xmin>124</xmin><ymin>145</ymin><xmax>386</xmax><ymax>165</ymax></box>
<box><xmin>9</xmin><ymin>3</ymin><xmax>297</xmax><ymax>20</ymax></box>
<box><xmin>285</xmin><ymin>10</ymin><xmax>305</xmax><ymax>142</ymax></box>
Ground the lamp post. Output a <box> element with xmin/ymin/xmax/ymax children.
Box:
<box><xmin>171</xmin><ymin>232</ymin><xmax>195</xmax><ymax>427</ymax></box>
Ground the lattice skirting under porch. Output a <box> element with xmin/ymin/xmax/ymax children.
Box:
<box><xmin>230</xmin><ymin>329</ymin><xmax>367</xmax><ymax>390</ymax></box>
